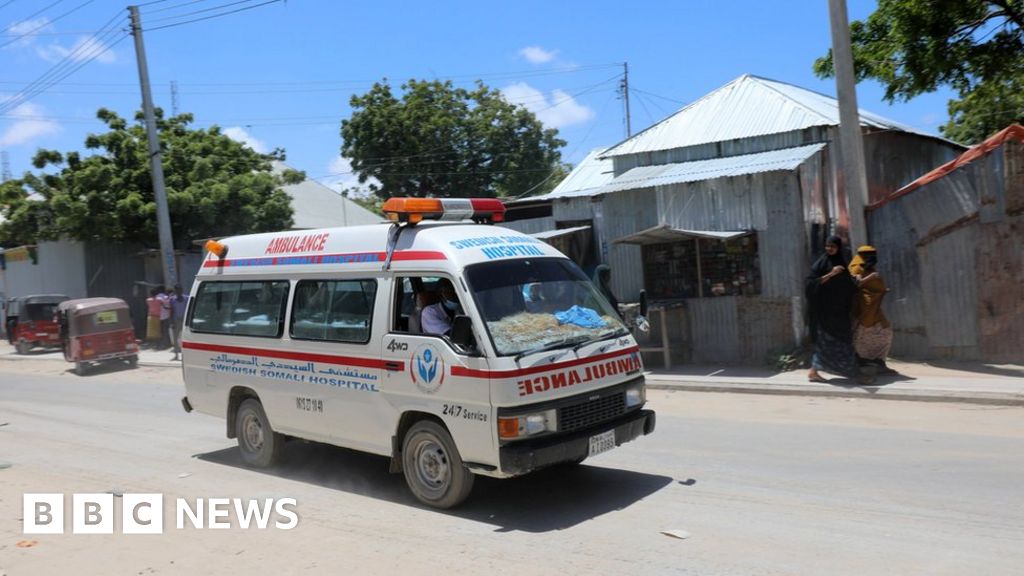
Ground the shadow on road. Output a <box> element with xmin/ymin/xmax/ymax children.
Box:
<box><xmin>66</xmin><ymin>359</ymin><xmax>138</xmax><ymax>377</ymax></box>
<box><xmin>196</xmin><ymin>440</ymin><xmax>673</xmax><ymax>533</ymax></box>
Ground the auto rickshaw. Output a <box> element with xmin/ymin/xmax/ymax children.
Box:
<box><xmin>57</xmin><ymin>298</ymin><xmax>140</xmax><ymax>375</ymax></box>
<box><xmin>12</xmin><ymin>294</ymin><xmax>69</xmax><ymax>354</ymax></box>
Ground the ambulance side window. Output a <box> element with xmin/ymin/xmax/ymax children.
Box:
<box><xmin>189</xmin><ymin>281</ymin><xmax>289</xmax><ymax>338</ymax></box>
<box><xmin>392</xmin><ymin>276</ymin><xmax>441</xmax><ymax>334</ymax></box>
<box><xmin>290</xmin><ymin>279</ymin><xmax>376</xmax><ymax>344</ymax></box>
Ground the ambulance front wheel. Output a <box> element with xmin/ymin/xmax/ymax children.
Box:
<box><xmin>236</xmin><ymin>398</ymin><xmax>284</xmax><ymax>468</ymax></box>
<box><xmin>402</xmin><ymin>420</ymin><xmax>474</xmax><ymax>509</ymax></box>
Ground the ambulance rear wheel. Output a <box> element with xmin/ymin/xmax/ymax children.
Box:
<box><xmin>402</xmin><ymin>420</ymin><xmax>474</xmax><ymax>509</ymax></box>
<box><xmin>236</xmin><ymin>398</ymin><xmax>284</xmax><ymax>468</ymax></box>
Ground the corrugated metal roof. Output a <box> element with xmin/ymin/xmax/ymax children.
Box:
<box><xmin>602</xmin><ymin>74</ymin><xmax>950</xmax><ymax>157</ymax></box>
<box><xmin>520</xmin><ymin>147</ymin><xmax>615</xmax><ymax>201</ymax></box>
<box><xmin>595</xmin><ymin>143</ymin><xmax>825</xmax><ymax>195</ymax></box>
<box><xmin>272</xmin><ymin>161</ymin><xmax>384</xmax><ymax>229</ymax></box>
<box><xmin>530</xmin><ymin>225</ymin><xmax>591</xmax><ymax>240</ymax></box>
<box><xmin>614</xmin><ymin>224</ymin><xmax>751</xmax><ymax>245</ymax></box>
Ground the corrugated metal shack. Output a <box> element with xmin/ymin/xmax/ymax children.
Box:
<box><xmin>507</xmin><ymin>74</ymin><xmax>963</xmax><ymax>364</ymax></box>
<box><xmin>866</xmin><ymin>125</ymin><xmax>1024</xmax><ymax>363</ymax></box>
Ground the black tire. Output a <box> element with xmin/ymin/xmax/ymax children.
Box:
<box><xmin>401</xmin><ymin>420</ymin><xmax>474</xmax><ymax>509</ymax></box>
<box><xmin>15</xmin><ymin>340</ymin><xmax>30</xmax><ymax>355</ymax></box>
<box><xmin>235</xmin><ymin>398</ymin><xmax>284</xmax><ymax>468</ymax></box>
<box><xmin>127</xmin><ymin>355</ymin><xmax>138</xmax><ymax>368</ymax></box>
<box><xmin>74</xmin><ymin>361</ymin><xmax>87</xmax><ymax>376</ymax></box>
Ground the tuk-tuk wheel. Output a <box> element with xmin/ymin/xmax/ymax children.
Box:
<box><xmin>127</xmin><ymin>355</ymin><xmax>138</xmax><ymax>368</ymax></box>
<box><xmin>16</xmin><ymin>340</ymin><xmax>30</xmax><ymax>355</ymax></box>
<box><xmin>74</xmin><ymin>361</ymin><xmax>87</xmax><ymax>376</ymax></box>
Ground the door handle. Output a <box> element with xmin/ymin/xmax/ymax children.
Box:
<box><xmin>384</xmin><ymin>361</ymin><xmax>402</xmax><ymax>372</ymax></box>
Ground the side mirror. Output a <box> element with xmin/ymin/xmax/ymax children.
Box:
<box><xmin>450</xmin><ymin>315</ymin><xmax>477</xmax><ymax>354</ymax></box>
<box><xmin>639</xmin><ymin>289</ymin><xmax>649</xmax><ymax>317</ymax></box>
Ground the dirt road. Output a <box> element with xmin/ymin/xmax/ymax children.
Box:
<box><xmin>1</xmin><ymin>360</ymin><xmax>1022</xmax><ymax>575</ymax></box>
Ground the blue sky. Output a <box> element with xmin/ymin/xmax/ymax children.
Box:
<box><xmin>1</xmin><ymin>0</ymin><xmax>957</xmax><ymax>195</ymax></box>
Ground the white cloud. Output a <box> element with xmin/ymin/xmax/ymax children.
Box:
<box><xmin>223</xmin><ymin>126</ymin><xmax>268</xmax><ymax>153</ymax></box>
<box><xmin>3</xmin><ymin>17</ymin><xmax>53</xmax><ymax>49</ymax></box>
<box><xmin>500</xmin><ymin>82</ymin><xmax>595</xmax><ymax>129</ymax></box>
<box><xmin>37</xmin><ymin>35</ymin><xmax>117</xmax><ymax>64</ymax></box>
<box><xmin>0</xmin><ymin>101</ymin><xmax>60</xmax><ymax>147</ymax></box>
<box><xmin>519</xmin><ymin>45</ymin><xmax>558</xmax><ymax>64</ymax></box>
<box><xmin>323</xmin><ymin>156</ymin><xmax>379</xmax><ymax>195</ymax></box>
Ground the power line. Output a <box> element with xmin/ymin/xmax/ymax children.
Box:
<box><xmin>0</xmin><ymin>62</ymin><xmax>624</xmax><ymax>88</ymax></box>
<box><xmin>143</xmin><ymin>0</ymin><xmax>282</xmax><ymax>32</ymax></box>
<box><xmin>143</xmin><ymin>0</ymin><xmax>264</xmax><ymax>23</ymax></box>
<box><xmin>0</xmin><ymin>0</ymin><xmax>95</xmax><ymax>49</ymax></box>
<box><xmin>2</xmin><ymin>0</ymin><xmax>64</xmax><ymax>33</ymax></box>
<box><xmin>630</xmin><ymin>86</ymin><xmax>686</xmax><ymax>105</ymax></box>
<box><xmin>0</xmin><ymin>1</ymin><xmax>20</xmax><ymax>12</ymax></box>
<box><xmin>143</xmin><ymin>0</ymin><xmax>209</xmax><ymax>15</ymax></box>
<box><xmin>0</xmin><ymin>10</ymin><xmax>127</xmax><ymax>116</ymax></box>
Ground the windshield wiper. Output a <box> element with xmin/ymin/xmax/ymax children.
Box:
<box><xmin>514</xmin><ymin>336</ymin><xmax>585</xmax><ymax>363</ymax></box>
<box><xmin>571</xmin><ymin>328</ymin><xmax>629</xmax><ymax>354</ymax></box>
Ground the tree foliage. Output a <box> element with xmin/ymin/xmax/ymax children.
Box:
<box><xmin>814</xmin><ymin>0</ymin><xmax>1024</xmax><ymax>144</ymax></box>
<box><xmin>0</xmin><ymin>108</ymin><xmax>294</xmax><ymax>248</ymax></box>
<box><xmin>340</xmin><ymin>79</ymin><xmax>568</xmax><ymax>199</ymax></box>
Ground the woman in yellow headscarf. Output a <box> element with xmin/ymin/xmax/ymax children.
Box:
<box><xmin>850</xmin><ymin>246</ymin><xmax>894</xmax><ymax>374</ymax></box>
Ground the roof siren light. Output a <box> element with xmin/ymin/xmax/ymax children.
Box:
<box><xmin>205</xmin><ymin>239</ymin><xmax>229</xmax><ymax>259</ymax></box>
<box><xmin>382</xmin><ymin>197</ymin><xmax>506</xmax><ymax>225</ymax></box>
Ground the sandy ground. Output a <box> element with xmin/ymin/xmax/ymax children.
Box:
<box><xmin>1</xmin><ymin>359</ymin><xmax>1023</xmax><ymax>575</ymax></box>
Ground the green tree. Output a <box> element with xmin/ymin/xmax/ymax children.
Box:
<box><xmin>0</xmin><ymin>108</ymin><xmax>294</xmax><ymax>248</ymax></box>
<box><xmin>340</xmin><ymin>79</ymin><xmax>568</xmax><ymax>199</ymax></box>
<box><xmin>814</xmin><ymin>0</ymin><xmax>1024</xmax><ymax>144</ymax></box>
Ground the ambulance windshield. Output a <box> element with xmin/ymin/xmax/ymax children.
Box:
<box><xmin>464</xmin><ymin>258</ymin><xmax>627</xmax><ymax>357</ymax></box>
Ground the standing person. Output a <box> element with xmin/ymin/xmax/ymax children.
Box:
<box><xmin>169</xmin><ymin>284</ymin><xmax>189</xmax><ymax>361</ymax></box>
<box><xmin>849</xmin><ymin>246</ymin><xmax>895</xmax><ymax>375</ymax></box>
<box><xmin>805</xmin><ymin>235</ymin><xmax>871</xmax><ymax>384</ymax></box>
<box><xmin>145</xmin><ymin>288</ymin><xmax>162</xmax><ymax>348</ymax></box>
<box><xmin>157</xmin><ymin>286</ymin><xmax>172</xmax><ymax>350</ymax></box>
<box><xmin>592</xmin><ymin>264</ymin><xmax>620</xmax><ymax>318</ymax></box>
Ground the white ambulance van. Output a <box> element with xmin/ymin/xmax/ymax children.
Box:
<box><xmin>181</xmin><ymin>197</ymin><xmax>655</xmax><ymax>508</ymax></box>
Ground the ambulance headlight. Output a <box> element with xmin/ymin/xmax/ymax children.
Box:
<box><xmin>625</xmin><ymin>383</ymin><xmax>645</xmax><ymax>408</ymax></box>
<box><xmin>498</xmin><ymin>409</ymin><xmax>557</xmax><ymax>439</ymax></box>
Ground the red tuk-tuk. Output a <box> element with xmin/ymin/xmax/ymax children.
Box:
<box><xmin>57</xmin><ymin>298</ymin><xmax>139</xmax><ymax>374</ymax></box>
<box><xmin>11</xmin><ymin>294</ymin><xmax>69</xmax><ymax>354</ymax></box>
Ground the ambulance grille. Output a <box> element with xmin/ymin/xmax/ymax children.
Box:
<box><xmin>558</xmin><ymin>392</ymin><xmax>625</xmax><ymax>433</ymax></box>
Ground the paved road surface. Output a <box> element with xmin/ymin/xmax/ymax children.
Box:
<box><xmin>1</xmin><ymin>360</ymin><xmax>1022</xmax><ymax>575</ymax></box>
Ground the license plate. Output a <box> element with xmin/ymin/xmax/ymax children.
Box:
<box><xmin>588</xmin><ymin>430</ymin><xmax>616</xmax><ymax>457</ymax></box>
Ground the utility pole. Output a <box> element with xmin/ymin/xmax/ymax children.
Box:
<box><xmin>0</xmin><ymin>150</ymin><xmax>10</xmax><ymax>182</ymax></box>
<box><xmin>620</xmin><ymin>61</ymin><xmax>632</xmax><ymax>138</ymax></box>
<box><xmin>129</xmin><ymin>5</ymin><xmax>178</xmax><ymax>287</ymax></box>
<box><xmin>828</xmin><ymin>0</ymin><xmax>869</xmax><ymax>249</ymax></box>
<box><xmin>170</xmin><ymin>79</ymin><xmax>179</xmax><ymax>116</ymax></box>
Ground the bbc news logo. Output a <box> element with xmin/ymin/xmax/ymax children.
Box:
<box><xmin>23</xmin><ymin>494</ymin><xmax>298</xmax><ymax>534</ymax></box>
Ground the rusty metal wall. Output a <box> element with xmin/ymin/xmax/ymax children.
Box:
<box><xmin>976</xmin><ymin>140</ymin><xmax>1024</xmax><ymax>362</ymax></box>
<box><xmin>863</xmin><ymin>131</ymin><xmax>963</xmax><ymax>204</ymax></box>
<box><xmin>865</xmin><ymin>139</ymin><xmax>1021</xmax><ymax>361</ymax></box>
<box><xmin>865</xmin><ymin>206</ymin><xmax>929</xmax><ymax>357</ymax></box>
<box><xmin>919</xmin><ymin>225</ymin><xmax>979</xmax><ymax>353</ymax></box>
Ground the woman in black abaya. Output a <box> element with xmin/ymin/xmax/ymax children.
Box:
<box><xmin>805</xmin><ymin>235</ymin><xmax>865</xmax><ymax>383</ymax></box>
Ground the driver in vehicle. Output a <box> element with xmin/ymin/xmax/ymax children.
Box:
<box><xmin>421</xmin><ymin>279</ymin><xmax>462</xmax><ymax>336</ymax></box>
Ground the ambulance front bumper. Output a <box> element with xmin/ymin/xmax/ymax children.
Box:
<box><xmin>498</xmin><ymin>408</ymin><xmax>655</xmax><ymax>476</ymax></box>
